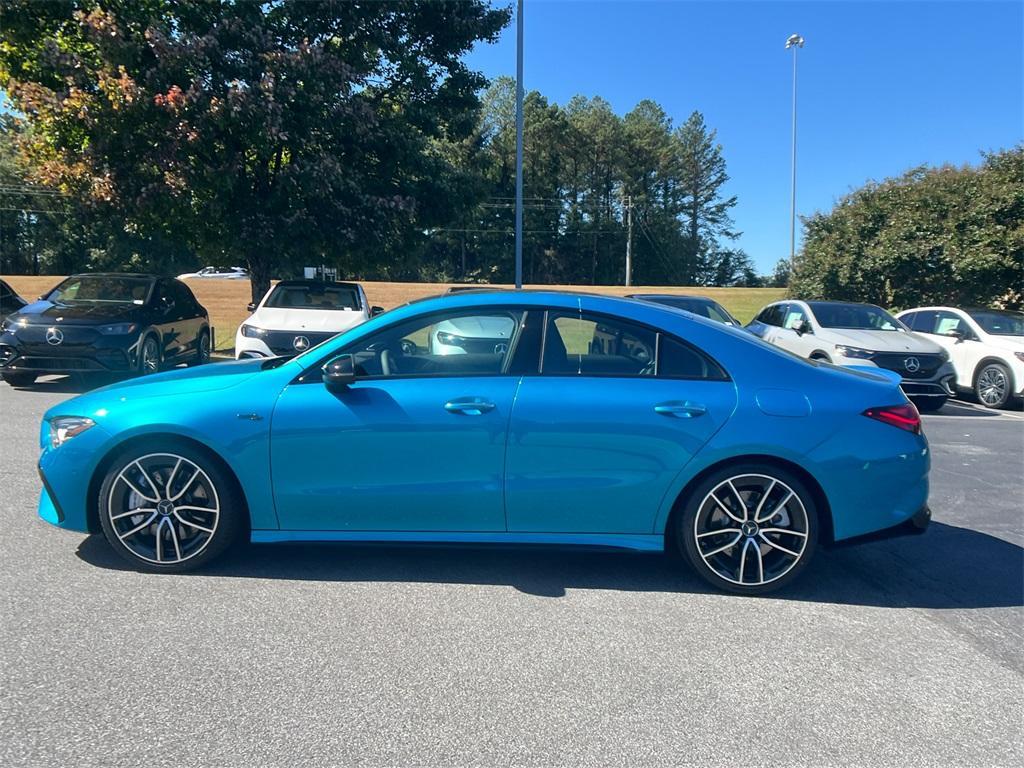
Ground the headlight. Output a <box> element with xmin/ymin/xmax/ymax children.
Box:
<box><xmin>834</xmin><ymin>345</ymin><xmax>874</xmax><ymax>359</ymax></box>
<box><xmin>436</xmin><ymin>331</ymin><xmax>466</xmax><ymax>347</ymax></box>
<box><xmin>1</xmin><ymin>318</ymin><xmax>19</xmax><ymax>334</ymax></box>
<box><xmin>241</xmin><ymin>324</ymin><xmax>268</xmax><ymax>338</ymax></box>
<box><xmin>97</xmin><ymin>322</ymin><xmax>138</xmax><ymax>335</ymax></box>
<box><xmin>48</xmin><ymin>416</ymin><xmax>95</xmax><ymax>449</ymax></box>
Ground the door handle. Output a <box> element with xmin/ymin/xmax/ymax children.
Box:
<box><xmin>444</xmin><ymin>398</ymin><xmax>496</xmax><ymax>416</ymax></box>
<box><xmin>654</xmin><ymin>401</ymin><xmax>707</xmax><ymax>418</ymax></box>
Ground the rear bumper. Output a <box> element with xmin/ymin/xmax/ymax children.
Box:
<box><xmin>829</xmin><ymin>505</ymin><xmax>930</xmax><ymax>547</ymax></box>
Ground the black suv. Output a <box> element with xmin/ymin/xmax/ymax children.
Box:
<box><xmin>0</xmin><ymin>273</ymin><xmax>211</xmax><ymax>386</ymax></box>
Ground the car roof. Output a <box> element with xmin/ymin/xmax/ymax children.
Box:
<box><xmin>67</xmin><ymin>272</ymin><xmax>158</xmax><ymax>279</ymax></box>
<box><xmin>271</xmin><ymin>280</ymin><xmax>362</xmax><ymax>289</ymax></box>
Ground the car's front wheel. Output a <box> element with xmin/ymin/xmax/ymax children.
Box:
<box><xmin>191</xmin><ymin>329</ymin><xmax>211</xmax><ymax>366</ymax></box>
<box><xmin>136</xmin><ymin>334</ymin><xmax>161</xmax><ymax>376</ymax></box>
<box><xmin>677</xmin><ymin>464</ymin><xmax>818</xmax><ymax>595</ymax></box>
<box><xmin>98</xmin><ymin>445</ymin><xmax>243</xmax><ymax>572</ymax></box>
<box><xmin>975</xmin><ymin>362</ymin><xmax>1013</xmax><ymax>409</ymax></box>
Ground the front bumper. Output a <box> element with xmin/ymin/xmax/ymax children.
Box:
<box><xmin>1</xmin><ymin>331</ymin><xmax>138</xmax><ymax>373</ymax></box>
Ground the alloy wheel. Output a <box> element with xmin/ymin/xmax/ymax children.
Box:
<box><xmin>106</xmin><ymin>453</ymin><xmax>220</xmax><ymax>565</ymax></box>
<box><xmin>977</xmin><ymin>365</ymin><xmax>1008</xmax><ymax>407</ymax></box>
<box><xmin>141</xmin><ymin>337</ymin><xmax>160</xmax><ymax>374</ymax></box>
<box><xmin>693</xmin><ymin>473</ymin><xmax>810</xmax><ymax>587</ymax></box>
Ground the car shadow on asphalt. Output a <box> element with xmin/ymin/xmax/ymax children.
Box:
<box><xmin>75</xmin><ymin>521</ymin><xmax>1023</xmax><ymax>608</ymax></box>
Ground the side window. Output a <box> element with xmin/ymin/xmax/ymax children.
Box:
<box><xmin>782</xmin><ymin>305</ymin><xmax>807</xmax><ymax>330</ymax></box>
<box><xmin>543</xmin><ymin>311</ymin><xmax>656</xmax><ymax>376</ymax></box>
<box><xmin>658</xmin><ymin>336</ymin><xmax>728</xmax><ymax>380</ymax></box>
<box><xmin>342</xmin><ymin>310</ymin><xmax>522</xmax><ymax>378</ymax></box>
<box><xmin>901</xmin><ymin>311</ymin><xmax>919</xmax><ymax>330</ymax></box>
<box><xmin>758</xmin><ymin>304</ymin><xmax>785</xmax><ymax>327</ymax></box>
<box><xmin>932</xmin><ymin>310</ymin><xmax>965</xmax><ymax>337</ymax></box>
<box><xmin>172</xmin><ymin>281</ymin><xmax>198</xmax><ymax>313</ymax></box>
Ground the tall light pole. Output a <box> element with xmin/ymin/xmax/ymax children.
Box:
<box><xmin>514</xmin><ymin>0</ymin><xmax>525</xmax><ymax>289</ymax></box>
<box><xmin>785</xmin><ymin>33</ymin><xmax>804</xmax><ymax>262</ymax></box>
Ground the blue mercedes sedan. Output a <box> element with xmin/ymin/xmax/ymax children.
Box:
<box><xmin>36</xmin><ymin>291</ymin><xmax>930</xmax><ymax>594</ymax></box>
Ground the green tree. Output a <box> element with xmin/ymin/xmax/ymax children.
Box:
<box><xmin>791</xmin><ymin>147</ymin><xmax>1023</xmax><ymax>309</ymax></box>
<box><xmin>0</xmin><ymin>0</ymin><xmax>509</xmax><ymax>300</ymax></box>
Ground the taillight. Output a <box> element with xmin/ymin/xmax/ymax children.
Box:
<box><xmin>863</xmin><ymin>403</ymin><xmax>921</xmax><ymax>434</ymax></box>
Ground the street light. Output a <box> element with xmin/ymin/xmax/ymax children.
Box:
<box><xmin>514</xmin><ymin>0</ymin><xmax>524</xmax><ymax>289</ymax></box>
<box><xmin>785</xmin><ymin>33</ymin><xmax>804</xmax><ymax>262</ymax></box>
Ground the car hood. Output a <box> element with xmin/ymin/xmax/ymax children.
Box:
<box><xmin>980</xmin><ymin>334</ymin><xmax>1024</xmax><ymax>353</ymax></box>
<box><xmin>248</xmin><ymin>307</ymin><xmax>365</xmax><ymax>333</ymax></box>
<box><xmin>436</xmin><ymin>315</ymin><xmax>516</xmax><ymax>338</ymax></box>
<box><xmin>9</xmin><ymin>300</ymin><xmax>142</xmax><ymax>326</ymax></box>
<box><xmin>45</xmin><ymin>359</ymin><xmax>269</xmax><ymax>421</ymax></box>
<box><xmin>822</xmin><ymin>328</ymin><xmax>943</xmax><ymax>354</ymax></box>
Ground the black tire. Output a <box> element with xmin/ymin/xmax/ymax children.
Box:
<box><xmin>136</xmin><ymin>334</ymin><xmax>161</xmax><ymax>376</ymax></box>
<box><xmin>191</xmin><ymin>328</ymin><xmax>211</xmax><ymax>366</ymax></box>
<box><xmin>97</xmin><ymin>441</ymin><xmax>244</xmax><ymax>572</ymax></box>
<box><xmin>1</xmin><ymin>371</ymin><xmax>36</xmax><ymax>387</ymax></box>
<box><xmin>912</xmin><ymin>396</ymin><xmax>947</xmax><ymax>413</ymax></box>
<box><xmin>810</xmin><ymin>353</ymin><xmax>831</xmax><ymax>363</ymax></box>
<box><xmin>676</xmin><ymin>463</ymin><xmax>818</xmax><ymax>595</ymax></box>
<box><xmin>974</xmin><ymin>362</ymin><xmax>1013</xmax><ymax>409</ymax></box>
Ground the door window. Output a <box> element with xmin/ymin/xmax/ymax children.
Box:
<box><xmin>341</xmin><ymin>310</ymin><xmax>522</xmax><ymax>378</ymax></box>
<box><xmin>658</xmin><ymin>336</ymin><xmax>729</xmax><ymax>380</ymax></box>
<box><xmin>757</xmin><ymin>304</ymin><xmax>785</xmax><ymax>327</ymax></box>
<box><xmin>931</xmin><ymin>310</ymin><xmax>967</xmax><ymax>337</ymax></box>
<box><xmin>782</xmin><ymin>305</ymin><xmax>807</xmax><ymax>330</ymax></box>
<box><xmin>543</xmin><ymin>311</ymin><xmax>656</xmax><ymax>376</ymax></box>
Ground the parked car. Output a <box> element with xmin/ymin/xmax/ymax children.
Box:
<box><xmin>628</xmin><ymin>293</ymin><xmax>741</xmax><ymax>326</ymax></box>
<box><xmin>177</xmin><ymin>266</ymin><xmax>250</xmax><ymax>280</ymax></box>
<box><xmin>747</xmin><ymin>300</ymin><xmax>956</xmax><ymax>411</ymax></box>
<box><xmin>0</xmin><ymin>273</ymin><xmax>210</xmax><ymax>387</ymax></box>
<box><xmin>0</xmin><ymin>278</ymin><xmax>28</xmax><ymax>319</ymax></box>
<box><xmin>37</xmin><ymin>290</ymin><xmax>931</xmax><ymax>595</ymax></box>
<box><xmin>896</xmin><ymin>306</ymin><xmax>1024</xmax><ymax>409</ymax></box>
<box><xmin>235</xmin><ymin>279</ymin><xmax>379</xmax><ymax>359</ymax></box>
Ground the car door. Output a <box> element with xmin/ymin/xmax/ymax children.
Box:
<box><xmin>773</xmin><ymin>303</ymin><xmax>817</xmax><ymax>358</ymax></box>
<box><xmin>748</xmin><ymin>304</ymin><xmax>784</xmax><ymax>343</ymax></box>
<box><xmin>171</xmin><ymin>280</ymin><xmax>204</xmax><ymax>358</ymax></box>
<box><xmin>504</xmin><ymin>307</ymin><xmax>737</xmax><ymax>534</ymax></box>
<box><xmin>269</xmin><ymin>307</ymin><xmax>525</xmax><ymax>531</ymax></box>
<box><xmin>915</xmin><ymin>309</ymin><xmax>975</xmax><ymax>386</ymax></box>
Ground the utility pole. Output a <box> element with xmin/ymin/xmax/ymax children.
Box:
<box><xmin>514</xmin><ymin>0</ymin><xmax>525</xmax><ymax>289</ymax></box>
<box><xmin>624</xmin><ymin>195</ymin><xmax>633</xmax><ymax>287</ymax></box>
<box><xmin>786</xmin><ymin>33</ymin><xmax>804</xmax><ymax>261</ymax></box>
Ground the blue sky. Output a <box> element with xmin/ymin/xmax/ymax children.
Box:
<box><xmin>466</xmin><ymin>0</ymin><xmax>1023</xmax><ymax>273</ymax></box>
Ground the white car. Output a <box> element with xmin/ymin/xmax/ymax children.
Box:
<box><xmin>235</xmin><ymin>280</ymin><xmax>377</xmax><ymax>359</ymax></box>
<box><xmin>178</xmin><ymin>266</ymin><xmax>250</xmax><ymax>280</ymax></box>
<box><xmin>895</xmin><ymin>306</ymin><xmax>1024</xmax><ymax>409</ymax></box>
<box><xmin>428</xmin><ymin>315</ymin><xmax>517</xmax><ymax>356</ymax></box>
<box><xmin>747</xmin><ymin>300</ymin><xmax>957</xmax><ymax>411</ymax></box>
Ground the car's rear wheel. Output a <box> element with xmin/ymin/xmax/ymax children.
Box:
<box><xmin>677</xmin><ymin>465</ymin><xmax>818</xmax><ymax>595</ymax></box>
<box><xmin>1</xmin><ymin>371</ymin><xmax>36</xmax><ymax>387</ymax></box>
<box><xmin>137</xmin><ymin>334</ymin><xmax>161</xmax><ymax>376</ymax></box>
<box><xmin>98</xmin><ymin>445</ymin><xmax>243</xmax><ymax>572</ymax></box>
<box><xmin>975</xmin><ymin>362</ymin><xmax>1012</xmax><ymax>409</ymax></box>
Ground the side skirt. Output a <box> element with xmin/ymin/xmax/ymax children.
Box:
<box><xmin>250</xmin><ymin>530</ymin><xmax>666</xmax><ymax>552</ymax></box>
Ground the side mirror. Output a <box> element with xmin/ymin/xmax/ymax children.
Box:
<box><xmin>323</xmin><ymin>354</ymin><xmax>356</xmax><ymax>389</ymax></box>
<box><xmin>247</xmin><ymin>302</ymin><xmax>257</xmax><ymax>313</ymax></box>
<box><xmin>370</xmin><ymin>306</ymin><xmax>385</xmax><ymax>317</ymax></box>
<box><xmin>795</xmin><ymin>319</ymin><xmax>813</xmax><ymax>336</ymax></box>
<box><xmin>944</xmin><ymin>329</ymin><xmax>964</xmax><ymax>342</ymax></box>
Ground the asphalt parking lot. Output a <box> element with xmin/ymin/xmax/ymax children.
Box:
<box><xmin>1</xmin><ymin>379</ymin><xmax>1022</xmax><ymax>767</ymax></box>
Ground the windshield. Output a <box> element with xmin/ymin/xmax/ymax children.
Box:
<box><xmin>968</xmin><ymin>309</ymin><xmax>1024</xmax><ymax>336</ymax></box>
<box><xmin>46</xmin><ymin>276</ymin><xmax>153</xmax><ymax>305</ymax></box>
<box><xmin>808</xmin><ymin>302</ymin><xmax>904</xmax><ymax>331</ymax></box>
<box><xmin>264</xmin><ymin>284</ymin><xmax>361</xmax><ymax>311</ymax></box>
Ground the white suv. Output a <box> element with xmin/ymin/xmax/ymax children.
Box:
<box><xmin>895</xmin><ymin>307</ymin><xmax>1024</xmax><ymax>409</ymax></box>
<box><xmin>747</xmin><ymin>300</ymin><xmax>956</xmax><ymax>411</ymax></box>
<box><xmin>236</xmin><ymin>280</ymin><xmax>379</xmax><ymax>359</ymax></box>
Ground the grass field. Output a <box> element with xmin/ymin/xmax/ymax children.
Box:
<box><xmin>2</xmin><ymin>276</ymin><xmax>785</xmax><ymax>352</ymax></box>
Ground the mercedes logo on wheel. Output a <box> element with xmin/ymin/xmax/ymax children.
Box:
<box><xmin>45</xmin><ymin>327</ymin><xmax>64</xmax><ymax>345</ymax></box>
<box><xmin>904</xmin><ymin>356</ymin><xmax>921</xmax><ymax>373</ymax></box>
<box><xmin>293</xmin><ymin>335</ymin><xmax>310</xmax><ymax>351</ymax></box>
